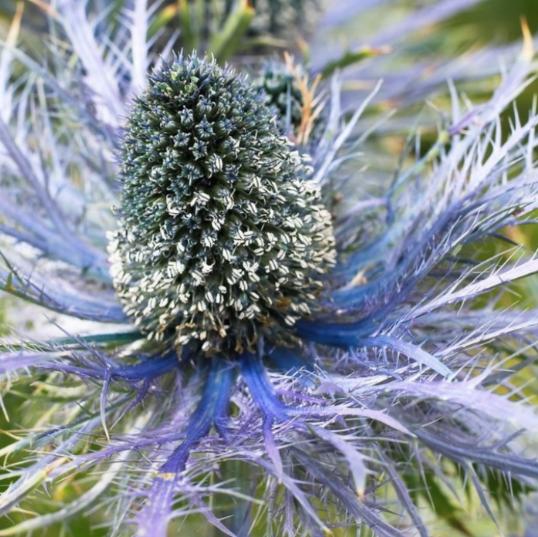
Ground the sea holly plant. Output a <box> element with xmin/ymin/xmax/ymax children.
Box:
<box><xmin>0</xmin><ymin>1</ymin><xmax>538</xmax><ymax>536</ymax></box>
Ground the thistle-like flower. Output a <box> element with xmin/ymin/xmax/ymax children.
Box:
<box><xmin>110</xmin><ymin>54</ymin><xmax>335</xmax><ymax>354</ymax></box>
<box><xmin>0</xmin><ymin>1</ymin><xmax>538</xmax><ymax>536</ymax></box>
<box><xmin>252</xmin><ymin>59</ymin><xmax>324</xmax><ymax>141</ymax></box>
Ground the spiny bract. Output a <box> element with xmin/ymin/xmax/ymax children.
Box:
<box><xmin>109</xmin><ymin>54</ymin><xmax>336</xmax><ymax>355</ymax></box>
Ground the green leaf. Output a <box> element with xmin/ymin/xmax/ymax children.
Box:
<box><xmin>178</xmin><ymin>0</ymin><xmax>199</xmax><ymax>53</ymax></box>
<box><xmin>400</xmin><ymin>454</ymin><xmax>472</xmax><ymax>537</ymax></box>
<box><xmin>422</xmin><ymin>471</ymin><xmax>473</xmax><ymax>536</ymax></box>
<box><xmin>148</xmin><ymin>4</ymin><xmax>179</xmax><ymax>39</ymax></box>
<box><xmin>5</xmin><ymin>270</ymin><xmax>12</xmax><ymax>291</ymax></box>
<box><xmin>321</xmin><ymin>46</ymin><xmax>391</xmax><ymax>79</ymax></box>
<box><xmin>209</xmin><ymin>0</ymin><xmax>255</xmax><ymax>62</ymax></box>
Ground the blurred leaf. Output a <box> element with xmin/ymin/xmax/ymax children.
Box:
<box><xmin>148</xmin><ymin>3</ymin><xmax>179</xmax><ymax>39</ymax></box>
<box><xmin>178</xmin><ymin>0</ymin><xmax>198</xmax><ymax>52</ymax></box>
<box><xmin>422</xmin><ymin>471</ymin><xmax>473</xmax><ymax>536</ymax></box>
<box><xmin>401</xmin><ymin>458</ymin><xmax>472</xmax><ymax>536</ymax></box>
<box><xmin>209</xmin><ymin>0</ymin><xmax>254</xmax><ymax>62</ymax></box>
<box><xmin>321</xmin><ymin>45</ymin><xmax>392</xmax><ymax>78</ymax></box>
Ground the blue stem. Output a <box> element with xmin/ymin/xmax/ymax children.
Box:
<box><xmin>239</xmin><ymin>352</ymin><xmax>289</xmax><ymax>421</ymax></box>
<box><xmin>295</xmin><ymin>319</ymin><xmax>374</xmax><ymax>347</ymax></box>
<box><xmin>159</xmin><ymin>358</ymin><xmax>235</xmax><ymax>474</ymax></box>
<box><xmin>136</xmin><ymin>358</ymin><xmax>236</xmax><ymax>536</ymax></box>
<box><xmin>42</xmin><ymin>354</ymin><xmax>179</xmax><ymax>381</ymax></box>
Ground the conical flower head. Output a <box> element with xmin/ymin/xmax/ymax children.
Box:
<box><xmin>109</xmin><ymin>54</ymin><xmax>336</xmax><ymax>355</ymax></box>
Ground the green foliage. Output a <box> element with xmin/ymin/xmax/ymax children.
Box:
<box><xmin>172</xmin><ymin>0</ymin><xmax>319</xmax><ymax>61</ymax></box>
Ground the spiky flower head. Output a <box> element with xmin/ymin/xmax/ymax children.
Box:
<box><xmin>252</xmin><ymin>60</ymin><xmax>315</xmax><ymax>137</ymax></box>
<box><xmin>109</xmin><ymin>54</ymin><xmax>336</xmax><ymax>355</ymax></box>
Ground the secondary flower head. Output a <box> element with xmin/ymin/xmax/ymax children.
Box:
<box><xmin>253</xmin><ymin>60</ymin><xmax>309</xmax><ymax>134</ymax></box>
<box><xmin>109</xmin><ymin>54</ymin><xmax>335</xmax><ymax>355</ymax></box>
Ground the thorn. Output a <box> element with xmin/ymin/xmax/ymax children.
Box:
<box><xmin>520</xmin><ymin>17</ymin><xmax>534</xmax><ymax>62</ymax></box>
<box><xmin>7</xmin><ymin>2</ymin><xmax>24</xmax><ymax>47</ymax></box>
<box><xmin>100</xmin><ymin>375</ymin><xmax>111</xmax><ymax>443</ymax></box>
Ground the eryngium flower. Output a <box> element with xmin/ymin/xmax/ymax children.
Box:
<box><xmin>252</xmin><ymin>59</ymin><xmax>322</xmax><ymax>140</ymax></box>
<box><xmin>1</xmin><ymin>1</ymin><xmax>538</xmax><ymax>536</ymax></box>
<box><xmin>253</xmin><ymin>60</ymin><xmax>305</xmax><ymax>134</ymax></box>
<box><xmin>109</xmin><ymin>54</ymin><xmax>335</xmax><ymax>354</ymax></box>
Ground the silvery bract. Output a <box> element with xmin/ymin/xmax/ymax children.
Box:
<box><xmin>0</xmin><ymin>1</ymin><xmax>537</xmax><ymax>536</ymax></box>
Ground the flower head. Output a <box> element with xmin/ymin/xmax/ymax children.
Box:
<box><xmin>252</xmin><ymin>59</ymin><xmax>324</xmax><ymax>142</ymax></box>
<box><xmin>110</xmin><ymin>54</ymin><xmax>335</xmax><ymax>354</ymax></box>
